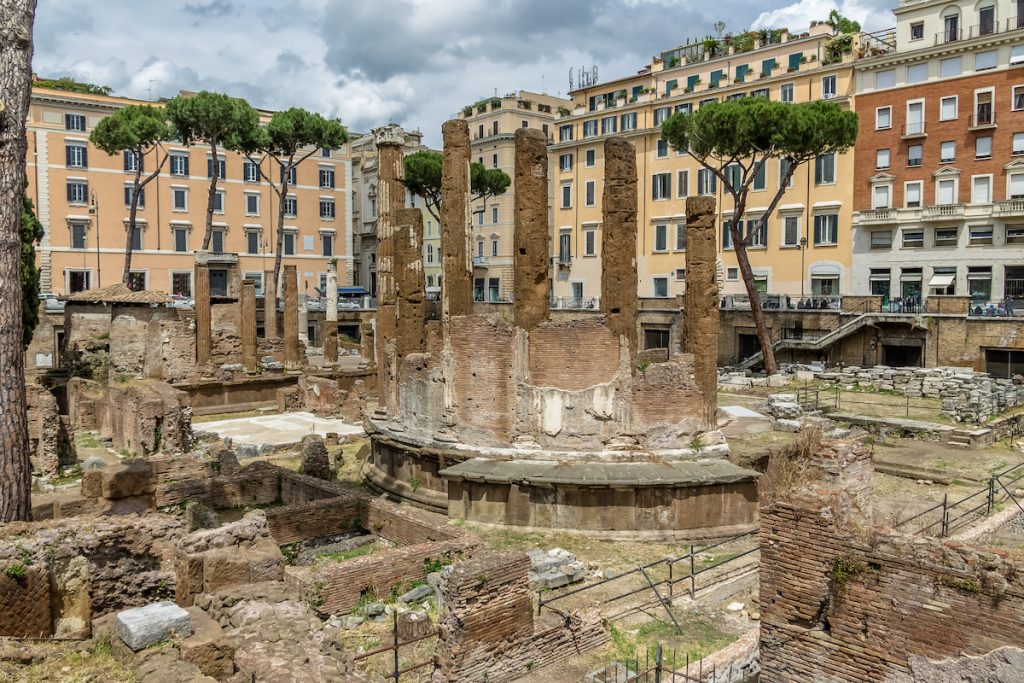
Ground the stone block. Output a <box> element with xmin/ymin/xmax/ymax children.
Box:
<box><xmin>101</xmin><ymin>460</ymin><xmax>154</xmax><ymax>499</ymax></box>
<box><xmin>115</xmin><ymin>602</ymin><xmax>194</xmax><ymax>651</ymax></box>
<box><xmin>397</xmin><ymin>611</ymin><xmax>433</xmax><ymax>642</ymax></box>
<box><xmin>774</xmin><ymin>419</ymin><xmax>802</xmax><ymax>433</ymax></box>
<box><xmin>81</xmin><ymin>468</ymin><xmax>103</xmax><ymax>498</ymax></box>
<box><xmin>398</xmin><ymin>584</ymin><xmax>433</xmax><ymax>604</ymax></box>
<box><xmin>202</xmin><ymin>539</ymin><xmax>284</xmax><ymax>593</ymax></box>
<box><xmin>181</xmin><ymin>607</ymin><xmax>235</xmax><ymax>679</ymax></box>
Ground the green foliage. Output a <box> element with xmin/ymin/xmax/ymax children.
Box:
<box><xmin>402</xmin><ymin>150</ymin><xmax>511</xmax><ymax>223</ymax></box>
<box><xmin>689</xmin><ymin>435</ymin><xmax>706</xmax><ymax>451</ymax></box>
<box><xmin>824</xmin><ymin>34</ymin><xmax>854</xmax><ymax>64</ymax></box>
<box><xmin>637</xmin><ymin>360</ymin><xmax>650</xmax><ymax>373</ymax></box>
<box><xmin>827</xmin><ymin>9</ymin><xmax>861</xmax><ymax>35</ymax></box>
<box><xmin>240</xmin><ymin>107</ymin><xmax>348</xmax><ymax>163</ymax></box>
<box><xmin>165</xmin><ymin>91</ymin><xmax>260</xmax><ymax>152</ymax></box>
<box><xmin>830</xmin><ymin>556</ymin><xmax>866</xmax><ymax>600</ymax></box>
<box><xmin>410</xmin><ymin>476</ymin><xmax>421</xmax><ymax>492</ymax></box>
<box><xmin>5</xmin><ymin>563</ymin><xmax>27</xmax><ymax>581</ymax></box>
<box><xmin>35</xmin><ymin>77</ymin><xmax>111</xmax><ymax>96</ymax></box>
<box><xmin>20</xmin><ymin>194</ymin><xmax>43</xmax><ymax>348</ymax></box>
<box><xmin>938</xmin><ymin>575</ymin><xmax>983</xmax><ymax>594</ymax></box>
<box><xmin>557</xmin><ymin>106</ymin><xmax>571</xmax><ymax>116</ymax></box>
<box><xmin>89</xmin><ymin>105</ymin><xmax>172</xmax><ymax>156</ymax></box>
<box><xmin>423</xmin><ymin>557</ymin><xmax>446</xmax><ymax>574</ymax></box>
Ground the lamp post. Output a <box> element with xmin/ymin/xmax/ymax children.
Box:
<box><xmin>799</xmin><ymin>236</ymin><xmax>808</xmax><ymax>300</ymax></box>
<box><xmin>89</xmin><ymin>191</ymin><xmax>101</xmax><ymax>288</ymax></box>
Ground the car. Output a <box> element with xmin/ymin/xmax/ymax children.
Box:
<box><xmin>38</xmin><ymin>293</ymin><xmax>65</xmax><ymax>312</ymax></box>
<box><xmin>169</xmin><ymin>294</ymin><xmax>194</xmax><ymax>308</ymax></box>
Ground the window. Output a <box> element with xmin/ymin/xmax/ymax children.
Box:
<box><xmin>725</xmin><ymin>164</ymin><xmax>742</xmax><ymax>192</ymax></box>
<box><xmin>780</xmin><ymin>83</ymin><xmax>794</xmax><ymax>103</ymax></box>
<box><xmin>905</xmin><ymin>181</ymin><xmax>922</xmax><ymax>208</ymax></box>
<box><xmin>246</xmin><ymin>230</ymin><xmax>260</xmax><ymax>254</ymax></box>
<box><xmin>1010</xmin><ymin>172</ymin><xmax>1024</xmax><ymax>198</ymax></box>
<box><xmin>907</xmin><ymin>64</ymin><xmax>928</xmax><ymax>84</ymax></box>
<box><xmin>944</xmin><ymin>12</ymin><xmax>960</xmax><ymax>42</ymax></box>
<box><xmin>584</xmin><ymin>229</ymin><xmax>596</xmax><ymax>256</ymax></box>
<box><xmin>813</xmin><ymin>214</ymin><xmax>838</xmax><ymax>245</ymax></box>
<box><xmin>320</xmin><ymin>198</ymin><xmax>335</xmax><ymax>219</ymax></box>
<box><xmin>492</xmin><ymin>153</ymin><xmax>498</xmax><ymax>169</ymax></box>
<box><xmin>476</xmin><ymin>210</ymin><xmax>484</xmax><ymax>226</ymax></box>
<box><xmin>66</xmin><ymin>180</ymin><xmax>88</xmax><ymax>204</ymax></box>
<box><xmin>675</xmin><ymin>268</ymin><xmax>686</xmax><ymax>281</ymax></box>
<box><xmin>727</xmin><ymin>267</ymin><xmax>739</xmax><ymax>280</ymax></box>
<box><xmin>65</xmin><ymin>144</ymin><xmax>87</xmax><ymax>168</ymax></box>
<box><xmin>783</xmin><ymin>215</ymin><xmax>800</xmax><ymax>246</ymax></box>
<box><xmin>245</xmin><ymin>193</ymin><xmax>259</xmax><ymax>215</ymax></box>
<box><xmin>722</xmin><ymin>221</ymin><xmax>736</xmax><ymax>249</ymax></box>
<box><xmin>559</xmin><ymin>153</ymin><xmax>573</xmax><ymax>171</ymax></box>
<box><xmin>123</xmin><ymin>150</ymin><xmax>142</xmax><ymax>173</ymax></box>
<box><xmin>492</xmin><ymin>121</ymin><xmax>498</xmax><ymax>135</ymax></box>
<box><xmin>284</xmin><ymin>196</ymin><xmax>297</xmax><ymax>217</ymax></box>
<box><xmin>821</xmin><ymin>75</ymin><xmax>836</xmax><ymax>98</ymax></box>
<box><xmin>213</xmin><ymin>190</ymin><xmax>225</xmax><ymax>213</ymax></box>
<box><xmin>173</xmin><ymin>227</ymin><xmax>189</xmax><ymax>253</ymax></box>
<box><xmin>654</xmin><ymin>224</ymin><xmax>668</xmax><ymax>252</ymax></box>
<box><xmin>902</xmin><ymin>230</ymin><xmax>924</xmax><ymax>248</ymax></box>
<box><xmin>940</xmin><ymin>141</ymin><xmax>956</xmax><ymax>163</ymax></box>
<box><xmin>583</xmin><ymin>120</ymin><xmax>598</xmax><ymax>138</ymax></box>
<box><xmin>561</xmin><ymin>183</ymin><xmax>572</xmax><ymax>208</ymax></box>
<box><xmin>1007</xmin><ymin>227</ymin><xmax>1024</xmax><ymax>244</ymax></box>
<box><xmin>910</xmin><ymin>22</ymin><xmax>924</xmax><ymax>40</ymax></box>
<box><xmin>814</xmin><ymin>153</ymin><xmax>835</xmax><ymax>184</ymax></box>
<box><xmin>875</xmin><ymin>106</ymin><xmax>892</xmax><ymax>130</ymax></box>
<box><xmin>172</xmin><ymin>187</ymin><xmax>188</xmax><ymax>211</ymax></box>
<box><xmin>656</xmin><ymin>139</ymin><xmax>668</xmax><ymax>158</ymax></box>
<box><xmin>280</xmin><ymin>165</ymin><xmax>296</xmax><ymax>185</ymax></box>
<box><xmin>779</xmin><ymin>157</ymin><xmax>794</xmax><ymax>188</ymax></box>
<box><xmin>283</xmin><ymin>232</ymin><xmax>295</xmax><ymax>255</ymax></box>
<box><xmin>653</xmin><ymin>277</ymin><xmax>669</xmax><ymax>298</ymax></box>
<box><xmin>243</xmin><ymin>160</ymin><xmax>259</xmax><ymax>182</ymax></box>
<box><xmin>940</xmin><ymin>57</ymin><xmax>962</xmax><ymax>78</ymax></box>
<box><xmin>1015</xmin><ymin>133</ymin><xmax>1024</xmax><ymax>155</ymax></box>
<box><xmin>753</xmin><ymin>164</ymin><xmax>766</xmax><ymax>191</ymax></box>
<box><xmin>321</xmin><ymin>147</ymin><xmax>332</xmax><ymax>158</ymax></box>
<box><xmin>671</xmin><ymin>170</ymin><xmax>687</xmax><ymax>199</ymax></box>
<box><xmin>167</xmin><ymin>154</ymin><xmax>188</xmax><ymax>177</ymax></box>
<box><xmin>124</xmin><ymin>185</ymin><xmax>145</xmax><ymax>208</ymax></box>
<box><xmin>935</xmin><ymin>228</ymin><xmax>958</xmax><ymax>246</ymax></box>
<box><xmin>491</xmin><ymin>206</ymin><xmax>499</xmax><ymax>223</ymax></box>
<box><xmin>128</xmin><ymin>224</ymin><xmax>143</xmax><ymax>251</ymax></box>
<box><xmin>747</xmin><ymin>219</ymin><xmax>766</xmax><ymax>247</ymax></box>
<box><xmin>207</xmin><ymin>157</ymin><xmax>226</xmax><ymax>179</ymax></box>
<box><xmin>65</xmin><ymin>113</ymin><xmax>86</xmax><ymax>131</ymax></box>
<box><xmin>697</xmin><ymin>169</ymin><xmax>716</xmax><ymax>195</ymax></box>
<box><xmin>875</xmin><ymin>69</ymin><xmax>895</xmax><ymax>89</ymax></box>
<box><xmin>1014</xmin><ymin>86</ymin><xmax>1024</xmax><ymax>111</ymax></box>
<box><xmin>319</xmin><ymin>168</ymin><xmax>335</xmax><ymax>188</ymax></box>
<box><xmin>976</xmin><ymin>135</ymin><xmax>993</xmax><ymax>159</ymax></box>
<box><xmin>975</xmin><ymin>50</ymin><xmax>998</xmax><ymax>71</ymax></box>
<box><xmin>969</xmin><ymin>226</ymin><xmax>994</xmax><ymax>245</ymax></box>
<box><xmin>620</xmin><ymin>112</ymin><xmax>637</xmax><ymax>131</ymax></box>
<box><xmin>751</xmin><ymin>88</ymin><xmax>770</xmax><ymax>99</ymax></box>
<box><xmin>652</xmin><ymin>173</ymin><xmax>671</xmax><ymax>200</ymax></box>
<box><xmin>654</xmin><ymin>107</ymin><xmax>671</xmax><ymax>125</ymax></box>
<box><xmin>1015</xmin><ymin>45</ymin><xmax>1024</xmax><ymax>63</ymax></box>
<box><xmin>972</xmin><ymin>176</ymin><xmax>992</xmax><ymax>204</ymax></box>
<box><xmin>975</xmin><ymin>90</ymin><xmax>993</xmax><ymax>125</ymax></box>
<box><xmin>675</xmin><ymin>223</ymin><xmax>686</xmax><ymax>250</ymax></box>
<box><xmin>876</xmin><ymin>149</ymin><xmax>890</xmax><ymax>169</ymax></box>
<box><xmin>585</xmin><ymin>149</ymin><xmax>596</xmax><ymax>167</ymax></box>
<box><xmin>490</xmin><ymin>239</ymin><xmax>498</xmax><ymax>257</ymax></box>
<box><xmin>126</xmin><ymin>272</ymin><xmax>146</xmax><ymax>292</ymax></box>
<box><xmin>70</xmin><ymin>222</ymin><xmax>87</xmax><ymax>250</ymax></box>
<box><xmin>873</xmin><ymin>184</ymin><xmax>891</xmax><ymax>209</ymax></box>
<box><xmin>601</xmin><ymin>116</ymin><xmax>617</xmax><ymax>135</ymax></box>
<box><xmin>322</xmin><ymin>233</ymin><xmax>334</xmax><ymax>256</ymax></box>
<box><xmin>585</xmin><ymin>180</ymin><xmax>596</xmax><ymax>206</ymax></box>
<box><xmin>907</xmin><ymin>144</ymin><xmax>923</xmax><ymax>167</ymax></box>
<box><xmin>558</xmin><ymin>232</ymin><xmax>571</xmax><ymax>262</ymax></box>
<box><xmin>940</xmin><ymin>96</ymin><xmax>957</xmax><ymax>120</ymax></box>
<box><xmin>937</xmin><ymin>178</ymin><xmax>956</xmax><ymax>205</ymax></box>
<box><xmin>906</xmin><ymin>101</ymin><xmax>924</xmax><ymax>135</ymax></box>
<box><xmin>559</xmin><ymin>124</ymin><xmax>573</xmax><ymax>142</ymax></box>
<box><xmin>521</xmin><ymin>120</ymin><xmax>528</xmax><ymax>129</ymax></box>
<box><xmin>968</xmin><ymin>267</ymin><xmax>992</xmax><ymax>301</ymax></box>
<box><xmin>871</xmin><ymin>230</ymin><xmax>892</xmax><ymax>249</ymax></box>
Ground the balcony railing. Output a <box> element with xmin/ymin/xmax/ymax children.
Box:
<box><xmin>935</xmin><ymin>28</ymin><xmax>962</xmax><ymax>45</ymax></box>
<box><xmin>858</xmin><ymin>208</ymin><xmax>895</xmax><ymax>224</ymax></box>
<box><xmin>901</xmin><ymin>121</ymin><xmax>926</xmax><ymax>138</ymax></box>
<box><xmin>472</xmin><ymin>256</ymin><xmax>488</xmax><ymax>267</ymax></box>
<box><xmin>923</xmin><ymin>204</ymin><xmax>965</xmax><ymax>221</ymax></box>
<box><xmin>550</xmin><ymin>296</ymin><xmax>600</xmax><ymax>310</ymax></box>
<box><xmin>994</xmin><ymin>199</ymin><xmax>1024</xmax><ymax>217</ymax></box>
<box><xmin>969</xmin><ymin>110</ymin><xmax>996</xmax><ymax>129</ymax></box>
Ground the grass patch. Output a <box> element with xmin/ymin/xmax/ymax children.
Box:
<box><xmin>75</xmin><ymin>432</ymin><xmax>102</xmax><ymax>449</ymax></box>
<box><xmin>50</xmin><ymin>465</ymin><xmax>83</xmax><ymax>486</ymax></box>
<box><xmin>608</xmin><ymin>611</ymin><xmax>738</xmax><ymax>667</ymax></box>
<box><xmin>316</xmin><ymin>543</ymin><xmax>377</xmax><ymax>565</ymax></box>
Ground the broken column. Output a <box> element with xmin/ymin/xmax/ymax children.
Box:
<box><xmin>264</xmin><ymin>270</ymin><xmax>278</xmax><ymax>340</ymax></box>
<box><xmin>601</xmin><ymin>137</ymin><xmax>639</xmax><ymax>369</ymax></box>
<box><xmin>240</xmin><ymin>280</ymin><xmax>257</xmax><ymax>373</ymax></box>
<box><xmin>299</xmin><ymin>435</ymin><xmax>332</xmax><ymax>480</ymax></box>
<box><xmin>283</xmin><ymin>265</ymin><xmax>299</xmax><ymax>370</ymax></box>
<box><xmin>395</xmin><ymin>208</ymin><xmax>426</xmax><ymax>364</ymax></box>
<box><xmin>373</xmin><ymin>124</ymin><xmax>406</xmax><ymax>414</ymax></box>
<box><xmin>195</xmin><ymin>264</ymin><xmax>211</xmax><ymax>366</ymax></box>
<box><xmin>684</xmin><ymin>196</ymin><xmax>720</xmax><ymax>427</ymax></box>
<box><xmin>440</xmin><ymin>119</ymin><xmax>474</xmax><ymax>319</ymax></box>
<box><xmin>324</xmin><ymin>261</ymin><xmax>339</xmax><ymax>365</ymax></box>
<box><xmin>512</xmin><ymin>128</ymin><xmax>550</xmax><ymax>332</ymax></box>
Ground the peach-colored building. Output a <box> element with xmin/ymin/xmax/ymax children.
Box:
<box><xmin>25</xmin><ymin>87</ymin><xmax>352</xmax><ymax>298</ymax></box>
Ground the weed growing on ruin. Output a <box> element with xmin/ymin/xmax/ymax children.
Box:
<box><xmin>5</xmin><ymin>562</ymin><xmax>27</xmax><ymax>581</ymax></box>
<box><xmin>318</xmin><ymin>544</ymin><xmax>377</xmax><ymax>564</ymax></box>
<box><xmin>424</xmin><ymin>558</ymin><xmax>445</xmax><ymax>574</ymax></box>
<box><xmin>281</xmin><ymin>543</ymin><xmax>300</xmax><ymax>565</ymax></box>
<box><xmin>759</xmin><ymin>427</ymin><xmax>823</xmax><ymax>506</ymax></box>
<box><xmin>689</xmin><ymin>435</ymin><xmax>706</xmax><ymax>451</ymax></box>
<box><xmin>356</xmin><ymin>588</ymin><xmax>379</xmax><ymax>612</ymax></box>
<box><xmin>829</xmin><ymin>556</ymin><xmax>866</xmax><ymax>601</ymax></box>
<box><xmin>937</xmin><ymin>575</ymin><xmax>983</xmax><ymax>594</ymax></box>
<box><xmin>410</xmin><ymin>476</ymin><xmax>421</xmax><ymax>492</ymax></box>
<box><xmin>637</xmin><ymin>360</ymin><xmax>650</xmax><ymax>374</ymax></box>
<box><xmin>91</xmin><ymin>634</ymin><xmax>112</xmax><ymax>656</ymax></box>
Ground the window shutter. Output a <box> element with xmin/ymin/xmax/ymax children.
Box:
<box><xmin>1011</xmin><ymin>174</ymin><xmax>1024</xmax><ymax>199</ymax></box>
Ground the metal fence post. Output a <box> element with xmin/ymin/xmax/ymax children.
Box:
<box><xmin>689</xmin><ymin>545</ymin><xmax>696</xmax><ymax>598</ymax></box>
<box><xmin>941</xmin><ymin>493</ymin><xmax>949</xmax><ymax>537</ymax></box>
<box><xmin>988</xmin><ymin>477</ymin><xmax>996</xmax><ymax>515</ymax></box>
<box><xmin>393</xmin><ymin>610</ymin><xmax>399</xmax><ymax>682</ymax></box>
<box><xmin>906</xmin><ymin>395</ymin><xmax>910</xmax><ymax>418</ymax></box>
<box><xmin>836</xmin><ymin>386</ymin><xmax>841</xmax><ymax>411</ymax></box>
<box><xmin>668</xmin><ymin>561</ymin><xmax>674</xmax><ymax>602</ymax></box>
<box><xmin>655</xmin><ymin>643</ymin><xmax>663</xmax><ymax>683</ymax></box>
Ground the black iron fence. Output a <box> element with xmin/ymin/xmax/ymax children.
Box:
<box><xmin>593</xmin><ymin>644</ymin><xmax>732</xmax><ymax>683</ymax></box>
<box><xmin>349</xmin><ymin>611</ymin><xmax>437</xmax><ymax>682</ymax></box>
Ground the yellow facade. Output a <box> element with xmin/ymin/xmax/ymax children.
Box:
<box><xmin>549</xmin><ymin>23</ymin><xmax>857</xmax><ymax>303</ymax></box>
<box><xmin>26</xmin><ymin>88</ymin><xmax>351</xmax><ymax>297</ymax></box>
<box><xmin>460</xmin><ymin>90</ymin><xmax>571</xmax><ymax>301</ymax></box>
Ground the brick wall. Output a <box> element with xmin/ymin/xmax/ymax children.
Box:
<box><xmin>630</xmin><ymin>354</ymin><xmax>705</xmax><ymax>428</ymax></box>
<box><xmin>361</xmin><ymin>497</ymin><xmax>462</xmax><ymax>544</ymax></box>
<box><xmin>527</xmin><ymin>319</ymin><xmax>619</xmax><ymax>390</ymax></box>
<box><xmin>156</xmin><ymin>467</ymin><xmax>279</xmax><ymax>508</ymax></box>
<box><xmin>450</xmin><ymin>315</ymin><xmax>516</xmax><ymax>442</ymax></box>
<box><xmin>0</xmin><ymin>564</ymin><xmax>52</xmax><ymax>637</ymax></box>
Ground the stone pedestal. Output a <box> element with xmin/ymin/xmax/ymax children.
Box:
<box><xmin>283</xmin><ymin>265</ymin><xmax>299</xmax><ymax>370</ymax></box>
<box><xmin>440</xmin><ymin>119</ymin><xmax>474</xmax><ymax>319</ymax></box>
<box><xmin>240</xmin><ymin>280</ymin><xmax>257</xmax><ymax>373</ymax></box>
<box><xmin>601</xmin><ymin>137</ymin><xmax>639</xmax><ymax>368</ymax></box>
<box><xmin>325</xmin><ymin>262</ymin><xmax>339</xmax><ymax>365</ymax></box>
<box><xmin>512</xmin><ymin>128</ymin><xmax>550</xmax><ymax>332</ymax></box>
<box><xmin>684</xmin><ymin>196</ymin><xmax>720</xmax><ymax>427</ymax></box>
<box><xmin>195</xmin><ymin>265</ymin><xmax>211</xmax><ymax>366</ymax></box>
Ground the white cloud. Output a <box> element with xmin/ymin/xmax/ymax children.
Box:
<box><xmin>751</xmin><ymin>0</ymin><xmax>892</xmax><ymax>33</ymax></box>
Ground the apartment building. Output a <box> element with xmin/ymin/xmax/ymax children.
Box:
<box><xmin>25</xmin><ymin>87</ymin><xmax>352</xmax><ymax>298</ymax></box>
<box><xmin>459</xmin><ymin>90</ymin><xmax>570</xmax><ymax>302</ymax></box>
<box><xmin>549</xmin><ymin>23</ymin><xmax>859</xmax><ymax>305</ymax></box>
<box><xmin>851</xmin><ymin>0</ymin><xmax>1024</xmax><ymax>309</ymax></box>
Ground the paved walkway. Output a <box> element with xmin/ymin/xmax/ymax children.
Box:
<box><xmin>196</xmin><ymin>411</ymin><xmax>364</xmax><ymax>447</ymax></box>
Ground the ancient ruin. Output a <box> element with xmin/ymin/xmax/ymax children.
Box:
<box><xmin>364</xmin><ymin>130</ymin><xmax>759</xmax><ymax>536</ymax></box>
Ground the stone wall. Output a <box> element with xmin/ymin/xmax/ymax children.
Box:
<box><xmin>26</xmin><ymin>383</ymin><xmax>74</xmax><ymax>475</ymax></box>
<box><xmin>527</xmin><ymin>318</ymin><xmax>619</xmax><ymax>390</ymax></box>
<box><xmin>449</xmin><ymin>315</ymin><xmax>516</xmax><ymax>443</ymax></box>
<box><xmin>760</xmin><ymin>440</ymin><xmax>1024</xmax><ymax>682</ymax></box>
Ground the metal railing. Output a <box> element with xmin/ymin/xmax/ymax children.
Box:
<box><xmin>935</xmin><ymin>28</ymin><xmax>962</xmax><ymax>45</ymax></box>
<box><xmin>550</xmin><ymin>296</ymin><xmax>600</xmax><ymax>310</ymax></box>
<box><xmin>970</xmin><ymin>110</ymin><xmax>996</xmax><ymax>128</ymax></box>
<box><xmin>593</xmin><ymin>645</ymin><xmax>729</xmax><ymax>683</ymax></box>
<box><xmin>350</xmin><ymin>611</ymin><xmax>438</xmax><ymax>681</ymax></box>
<box><xmin>902</xmin><ymin>121</ymin><xmax>926</xmax><ymax>137</ymax></box>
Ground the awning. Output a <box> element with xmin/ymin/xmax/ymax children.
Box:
<box><xmin>338</xmin><ymin>287</ymin><xmax>367</xmax><ymax>295</ymax></box>
<box><xmin>929</xmin><ymin>274</ymin><xmax>955</xmax><ymax>288</ymax></box>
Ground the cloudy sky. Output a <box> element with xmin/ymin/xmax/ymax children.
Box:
<box><xmin>32</xmin><ymin>0</ymin><xmax>892</xmax><ymax>146</ymax></box>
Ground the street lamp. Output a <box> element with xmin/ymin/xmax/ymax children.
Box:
<box><xmin>89</xmin><ymin>191</ymin><xmax>101</xmax><ymax>288</ymax></box>
<box><xmin>799</xmin><ymin>236</ymin><xmax>808</xmax><ymax>300</ymax></box>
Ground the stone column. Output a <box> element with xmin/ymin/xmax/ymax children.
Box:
<box><xmin>513</xmin><ymin>128</ymin><xmax>551</xmax><ymax>332</ymax></box>
<box><xmin>324</xmin><ymin>261</ymin><xmax>339</xmax><ymax>365</ymax></box>
<box><xmin>395</xmin><ymin>208</ymin><xmax>426</xmax><ymax>362</ymax></box>
<box><xmin>263</xmin><ymin>269</ymin><xmax>278</xmax><ymax>340</ymax></box>
<box><xmin>240</xmin><ymin>280</ymin><xmax>257</xmax><ymax>373</ymax></box>
<box><xmin>283</xmin><ymin>264</ymin><xmax>300</xmax><ymax>370</ymax></box>
<box><xmin>601</xmin><ymin>137</ymin><xmax>639</xmax><ymax>369</ymax></box>
<box><xmin>373</xmin><ymin>124</ymin><xmax>406</xmax><ymax>414</ymax></box>
<box><xmin>440</xmin><ymin>120</ymin><xmax>474</xmax><ymax>319</ymax></box>
<box><xmin>195</xmin><ymin>264</ymin><xmax>211</xmax><ymax>366</ymax></box>
<box><xmin>684</xmin><ymin>196</ymin><xmax>720</xmax><ymax>427</ymax></box>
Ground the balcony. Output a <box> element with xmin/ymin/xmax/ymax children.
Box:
<box><xmin>550</xmin><ymin>296</ymin><xmax>600</xmax><ymax>310</ymax></box>
<box><xmin>900</xmin><ymin>122</ymin><xmax>926</xmax><ymax>139</ymax></box>
<box><xmin>994</xmin><ymin>199</ymin><xmax>1024</xmax><ymax>217</ymax></box>
<box><xmin>922</xmin><ymin>204</ymin><xmax>965</xmax><ymax>221</ymax></box>
<box><xmin>934</xmin><ymin>28</ymin><xmax>962</xmax><ymax>45</ymax></box>
<box><xmin>857</xmin><ymin>207</ymin><xmax>896</xmax><ymax>224</ymax></box>
<box><xmin>968</xmin><ymin>110</ymin><xmax>996</xmax><ymax>130</ymax></box>
<box><xmin>472</xmin><ymin>256</ymin><xmax>488</xmax><ymax>268</ymax></box>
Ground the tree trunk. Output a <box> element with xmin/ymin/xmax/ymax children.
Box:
<box><xmin>202</xmin><ymin>138</ymin><xmax>219</xmax><ymax>250</ymax></box>
<box><xmin>122</xmin><ymin>163</ymin><xmax>142</xmax><ymax>285</ymax></box>
<box><xmin>270</xmin><ymin>159</ymin><xmax>292</xmax><ymax>325</ymax></box>
<box><xmin>733</xmin><ymin>238</ymin><xmax>777</xmax><ymax>375</ymax></box>
<box><xmin>0</xmin><ymin>0</ymin><xmax>37</xmax><ymax>522</ymax></box>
